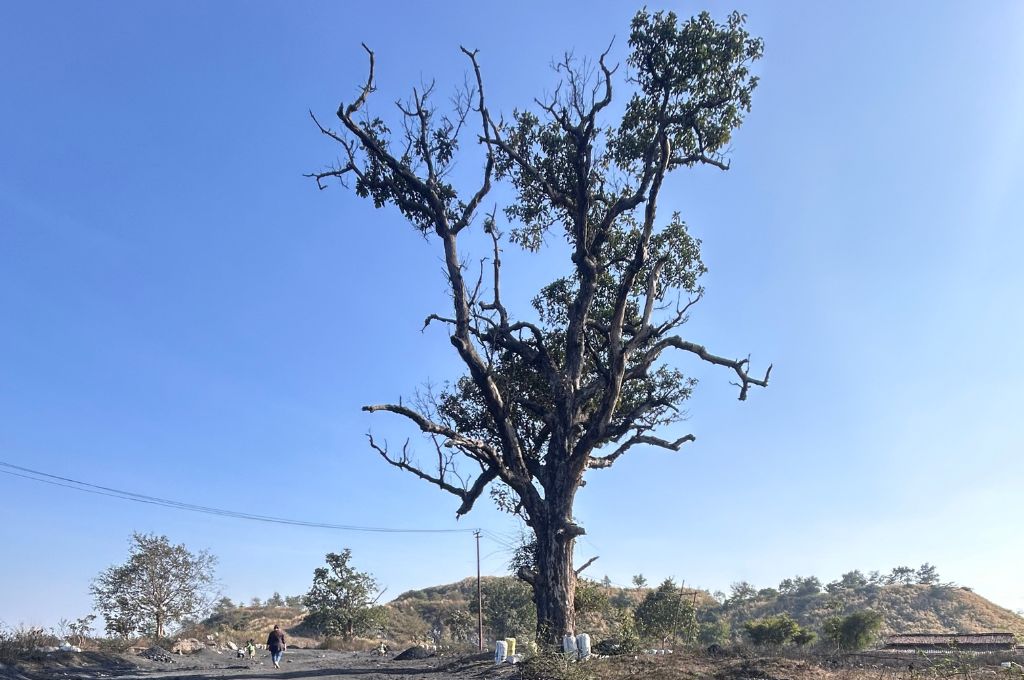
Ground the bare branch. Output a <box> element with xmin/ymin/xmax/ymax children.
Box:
<box><xmin>587</xmin><ymin>432</ymin><xmax>696</xmax><ymax>470</ymax></box>
<box><xmin>574</xmin><ymin>555</ymin><xmax>599</xmax><ymax>576</ymax></box>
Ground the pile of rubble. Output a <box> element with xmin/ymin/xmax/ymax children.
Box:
<box><xmin>138</xmin><ymin>645</ymin><xmax>175</xmax><ymax>663</ymax></box>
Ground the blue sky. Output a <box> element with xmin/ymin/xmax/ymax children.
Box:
<box><xmin>1</xmin><ymin>1</ymin><xmax>1022</xmax><ymax>629</ymax></box>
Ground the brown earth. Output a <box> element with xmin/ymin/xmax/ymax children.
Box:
<box><xmin>3</xmin><ymin>648</ymin><xmax>1023</xmax><ymax>680</ymax></box>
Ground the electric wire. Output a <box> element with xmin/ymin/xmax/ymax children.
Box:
<box><xmin>0</xmin><ymin>461</ymin><xmax>480</xmax><ymax>535</ymax></box>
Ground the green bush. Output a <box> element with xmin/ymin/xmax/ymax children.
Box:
<box><xmin>823</xmin><ymin>610</ymin><xmax>883</xmax><ymax>650</ymax></box>
<box><xmin>742</xmin><ymin>613</ymin><xmax>813</xmax><ymax>646</ymax></box>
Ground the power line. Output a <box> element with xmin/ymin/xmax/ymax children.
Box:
<box><xmin>0</xmin><ymin>461</ymin><xmax>477</xmax><ymax>534</ymax></box>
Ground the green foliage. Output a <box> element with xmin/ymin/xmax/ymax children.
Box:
<box><xmin>574</xmin><ymin>580</ymin><xmax>610</xmax><ymax>618</ymax></box>
<box><xmin>91</xmin><ymin>532</ymin><xmax>216</xmax><ymax>639</ymax></box>
<box><xmin>917</xmin><ymin>563</ymin><xmax>940</xmax><ymax>585</ymax></box>
<box><xmin>483</xmin><ymin>578</ymin><xmax>536</xmax><ymax>639</ymax></box>
<box><xmin>634</xmin><ymin>578</ymin><xmax>697</xmax><ymax>645</ymax></box>
<box><xmin>631</xmin><ymin>574</ymin><xmax>648</xmax><ymax>589</ymax></box>
<box><xmin>442</xmin><ymin>608</ymin><xmax>475</xmax><ymax>643</ymax></box>
<box><xmin>303</xmin><ymin>549</ymin><xmax>386</xmax><ymax>640</ymax></box>
<box><xmin>792</xmin><ymin>628</ymin><xmax>817</xmax><ymax>646</ymax></box>
<box><xmin>266</xmin><ymin>592</ymin><xmax>285</xmax><ymax>607</ymax></box>
<box><xmin>697</xmin><ymin>617</ymin><xmax>731</xmax><ymax>646</ymax></box>
<box><xmin>743</xmin><ymin>613</ymin><xmax>813</xmax><ymax>646</ymax></box>
<box><xmin>823</xmin><ymin>610</ymin><xmax>883</xmax><ymax>650</ymax></box>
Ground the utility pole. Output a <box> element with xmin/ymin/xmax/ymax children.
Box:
<box><xmin>475</xmin><ymin>530</ymin><xmax>483</xmax><ymax>651</ymax></box>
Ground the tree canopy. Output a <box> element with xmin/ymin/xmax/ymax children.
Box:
<box><xmin>303</xmin><ymin>549</ymin><xmax>386</xmax><ymax>640</ymax></box>
<box><xmin>310</xmin><ymin>8</ymin><xmax>767</xmax><ymax>639</ymax></box>
<box><xmin>90</xmin><ymin>532</ymin><xmax>216</xmax><ymax>639</ymax></box>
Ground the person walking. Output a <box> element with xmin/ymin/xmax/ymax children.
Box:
<box><xmin>266</xmin><ymin>625</ymin><xmax>286</xmax><ymax>668</ymax></box>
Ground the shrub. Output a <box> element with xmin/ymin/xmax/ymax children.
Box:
<box><xmin>823</xmin><ymin>610</ymin><xmax>883</xmax><ymax>650</ymax></box>
<box><xmin>743</xmin><ymin>614</ymin><xmax>814</xmax><ymax>646</ymax></box>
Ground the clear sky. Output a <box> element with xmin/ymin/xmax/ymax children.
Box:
<box><xmin>1</xmin><ymin>1</ymin><xmax>1022</xmax><ymax>629</ymax></box>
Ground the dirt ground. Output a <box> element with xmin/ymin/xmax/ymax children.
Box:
<box><xmin>3</xmin><ymin>648</ymin><xmax>1020</xmax><ymax>680</ymax></box>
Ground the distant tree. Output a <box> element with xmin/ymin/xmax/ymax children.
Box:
<box><xmin>91</xmin><ymin>533</ymin><xmax>216</xmax><ymax>639</ymax></box>
<box><xmin>443</xmin><ymin>608</ymin><xmax>475</xmax><ymax>643</ymax></box>
<box><xmin>601</xmin><ymin>575</ymin><xmax>613</xmax><ymax>588</ymax></box>
<box><xmin>303</xmin><ymin>549</ymin><xmax>386</xmax><ymax>640</ymax></box>
<box><xmin>827</xmin><ymin>570</ymin><xmax>868</xmax><ymax>595</ymax></box>
<box><xmin>793</xmin><ymin>576</ymin><xmax>822</xmax><ymax>596</ymax></box>
<box><xmin>824</xmin><ymin>610</ymin><xmax>883</xmax><ymax>650</ymax></box>
<box><xmin>284</xmin><ymin>595</ymin><xmax>304</xmax><ymax>608</ymax></box>
<box><xmin>712</xmin><ymin>590</ymin><xmax>727</xmax><ymax>605</ymax></box>
<box><xmin>66</xmin><ymin>614</ymin><xmax>97</xmax><ymax>647</ymax></box>
<box><xmin>634</xmin><ymin>578</ymin><xmax>697</xmax><ymax>645</ymax></box>
<box><xmin>792</xmin><ymin>628</ymin><xmax>817</xmax><ymax>646</ymax></box>
<box><xmin>743</xmin><ymin>614</ymin><xmax>801</xmax><ymax>646</ymax></box>
<box><xmin>483</xmin><ymin>579</ymin><xmax>536</xmax><ymax>639</ymax></box>
<box><xmin>574</xmin><ymin>579</ymin><xmax>610</xmax><ymax>618</ymax></box>
<box><xmin>250</xmin><ymin>597</ymin><xmax>263</xmax><ymax>608</ymax></box>
<box><xmin>916</xmin><ymin>563</ymin><xmax>940</xmax><ymax>585</ymax></box>
<box><xmin>212</xmin><ymin>597</ymin><xmax>235</xmax><ymax>615</ymax></box>
<box><xmin>308</xmin><ymin>8</ymin><xmax>768</xmax><ymax>641</ymax></box>
<box><xmin>887</xmin><ymin>566</ymin><xmax>915</xmax><ymax>585</ymax></box>
<box><xmin>757</xmin><ymin>587</ymin><xmax>780</xmax><ymax>600</ymax></box>
<box><xmin>698</xmin><ymin>617</ymin><xmax>731</xmax><ymax>646</ymax></box>
<box><xmin>778</xmin><ymin>578</ymin><xmax>796</xmax><ymax>596</ymax></box>
<box><xmin>632</xmin><ymin>574</ymin><xmax>649</xmax><ymax>590</ymax></box>
<box><xmin>266</xmin><ymin>592</ymin><xmax>285</xmax><ymax>607</ymax></box>
<box><xmin>728</xmin><ymin>581</ymin><xmax>758</xmax><ymax>604</ymax></box>
<box><xmin>867</xmin><ymin>570</ymin><xmax>883</xmax><ymax>585</ymax></box>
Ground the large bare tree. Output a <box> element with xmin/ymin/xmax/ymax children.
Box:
<box><xmin>309</xmin><ymin>9</ymin><xmax>768</xmax><ymax>641</ymax></box>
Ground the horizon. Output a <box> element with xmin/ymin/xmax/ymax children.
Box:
<box><xmin>2</xmin><ymin>1</ymin><xmax>1022</xmax><ymax>630</ymax></box>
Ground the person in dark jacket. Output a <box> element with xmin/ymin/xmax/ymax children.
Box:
<box><xmin>266</xmin><ymin>625</ymin><xmax>286</xmax><ymax>668</ymax></box>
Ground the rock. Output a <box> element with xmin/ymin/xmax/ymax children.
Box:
<box><xmin>227</xmin><ymin>640</ymin><xmax>238</xmax><ymax>651</ymax></box>
<box><xmin>171</xmin><ymin>638</ymin><xmax>203</xmax><ymax>654</ymax></box>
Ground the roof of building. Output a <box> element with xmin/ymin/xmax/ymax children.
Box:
<box><xmin>886</xmin><ymin>633</ymin><xmax>1016</xmax><ymax>646</ymax></box>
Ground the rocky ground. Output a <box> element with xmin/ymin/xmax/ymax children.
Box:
<box><xmin>2</xmin><ymin>647</ymin><xmax>1021</xmax><ymax>680</ymax></box>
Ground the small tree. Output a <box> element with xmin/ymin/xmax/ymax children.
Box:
<box><xmin>887</xmin><ymin>566</ymin><xmax>915</xmax><ymax>585</ymax></box>
<box><xmin>916</xmin><ymin>563</ymin><xmax>940</xmax><ymax>585</ymax></box>
<box><xmin>91</xmin><ymin>533</ymin><xmax>216</xmax><ymax>639</ymax></box>
<box><xmin>303</xmin><ymin>549</ymin><xmax>386</xmax><ymax>640</ymax></box>
<box><xmin>634</xmin><ymin>578</ymin><xmax>697</xmax><ymax>646</ymax></box>
<box><xmin>443</xmin><ymin>608</ymin><xmax>475</xmax><ymax>643</ymax></box>
<box><xmin>284</xmin><ymin>595</ymin><xmax>304</xmax><ymax>608</ymax></box>
<box><xmin>743</xmin><ymin>613</ymin><xmax>802</xmax><ymax>646</ymax></box>
<box><xmin>266</xmin><ymin>592</ymin><xmax>285</xmax><ymax>607</ymax></box>
<box><xmin>483</xmin><ymin>578</ymin><xmax>537</xmax><ymax>639</ymax></box>
<box><xmin>632</xmin><ymin>574</ymin><xmax>649</xmax><ymax>590</ymax></box>
<box><xmin>824</xmin><ymin>610</ymin><xmax>883</xmax><ymax>650</ymax></box>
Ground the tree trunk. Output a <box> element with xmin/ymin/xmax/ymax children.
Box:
<box><xmin>532</xmin><ymin>518</ymin><xmax>576</xmax><ymax>643</ymax></box>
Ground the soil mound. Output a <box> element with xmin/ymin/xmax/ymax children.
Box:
<box><xmin>394</xmin><ymin>646</ymin><xmax>433</xmax><ymax>661</ymax></box>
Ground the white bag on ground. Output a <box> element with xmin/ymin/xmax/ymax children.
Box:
<box><xmin>562</xmin><ymin>634</ymin><xmax>578</xmax><ymax>655</ymax></box>
<box><xmin>576</xmin><ymin>633</ymin><xmax>591</xmax><ymax>659</ymax></box>
<box><xmin>494</xmin><ymin>640</ymin><xmax>508</xmax><ymax>664</ymax></box>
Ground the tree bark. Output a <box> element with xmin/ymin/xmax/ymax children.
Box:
<box><xmin>531</xmin><ymin>511</ymin><xmax>577</xmax><ymax>641</ymax></box>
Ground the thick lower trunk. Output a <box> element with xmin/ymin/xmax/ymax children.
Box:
<box><xmin>532</xmin><ymin>522</ymin><xmax>576</xmax><ymax>643</ymax></box>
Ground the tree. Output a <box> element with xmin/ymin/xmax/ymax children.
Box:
<box><xmin>728</xmin><ymin>581</ymin><xmax>757</xmax><ymax>604</ymax></box>
<box><xmin>824</xmin><ymin>610</ymin><xmax>883</xmax><ymax>650</ymax></box>
<box><xmin>483</xmin><ymin>578</ymin><xmax>537</xmax><ymax>639</ymax></box>
<box><xmin>443</xmin><ymin>608</ymin><xmax>475</xmax><ymax>643</ymax></box>
<box><xmin>309</xmin><ymin>9</ymin><xmax>767</xmax><ymax>641</ymax></box>
<box><xmin>304</xmin><ymin>550</ymin><xmax>385</xmax><ymax>640</ymax></box>
<box><xmin>887</xmin><ymin>566</ymin><xmax>915</xmax><ymax>585</ymax></box>
<box><xmin>266</xmin><ymin>592</ymin><xmax>285</xmax><ymax>607</ymax></box>
<box><xmin>574</xmin><ymin>579</ymin><xmax>610</xmax><ymax>619</ymax></box>
<box><xmin>91</xmin><ymin>533</ymin><xmax>216</xmax><ymax>639</ymax></box>
<box><xmin>916</xmin><ymin>563</ymin><xmax>940</xmax><ymax>585</ymax></box>
<box><xmin>743</xmin><ymin>614</ymin><xmax>805</xmax><ymax>646</ymax></box>
<box><xmin>632</xmin><ymin>574</ymin><xmax>649</xmax><ymax>590</ymax></box>
<box><xmin>634</xmin><ymin>578</ymin><xmax>697</xmax><ymax>646</ymax></box>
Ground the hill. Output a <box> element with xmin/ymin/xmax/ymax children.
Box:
<box><xmin>197</xmin><ymin>578</ymin><xmax>1023</xmax><ymax>648</ymax></box>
